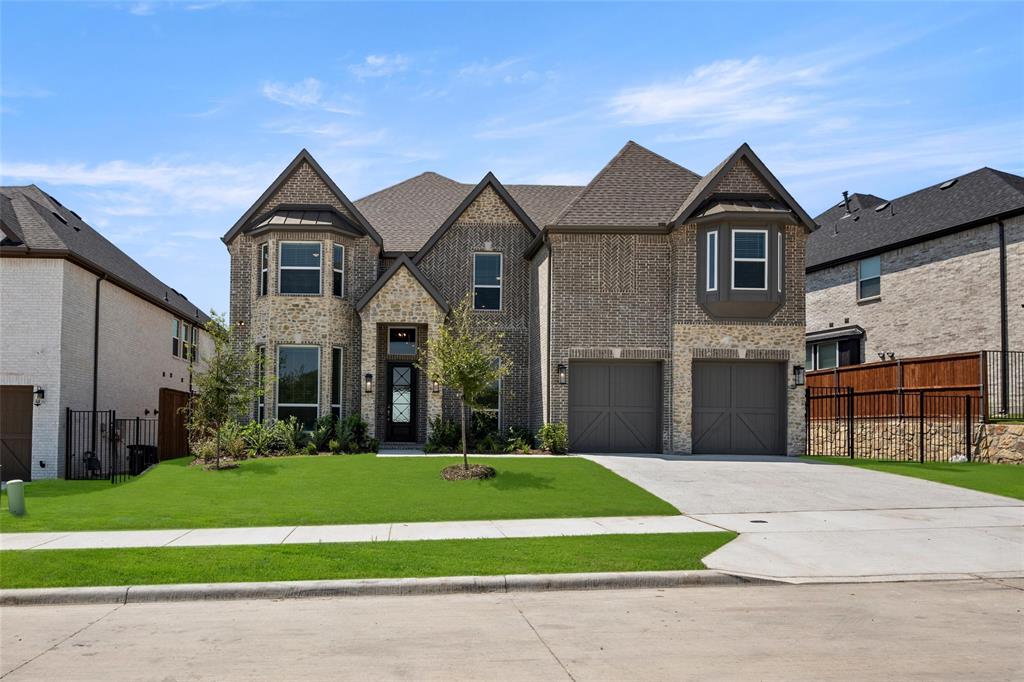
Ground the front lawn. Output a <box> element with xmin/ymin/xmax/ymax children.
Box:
<box><xmin>0</xmin><ymin>455</ymin><xmax>677</xmax><ymax>532</ymax></box>
<box><xmin>804</xmin><ymin>457</ymin><xmax>1024</xmax><ymax>500</ymax></box>
<box><xmin>0</xmin><ymin>532</ymin><xmax>733</xmax><ymax>589</ymax></box>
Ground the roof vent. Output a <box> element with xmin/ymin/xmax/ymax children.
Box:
<box><xmin>939</xmin><ymin>178</ymin><xmax>958</xmax><ymax>190</ymax></box>
<box><xmin>874</xmin><ymin>202</ymin><xmax>891</xmax><ymax>212</ymax></box>
<box><xmin>51</xmin><ymin>211</ymin><xmax>68</xmax><ymax>225</ymax></box>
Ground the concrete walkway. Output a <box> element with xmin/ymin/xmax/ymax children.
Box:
<box><xmin>0</xmin><ymin>515</ymin><xmax>718</xmax><ymax>551</ymax></box>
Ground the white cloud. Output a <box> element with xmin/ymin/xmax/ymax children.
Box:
<box><xmin>474</xmin><ymin>112</ymin><xmax>588</xmax><ymax>141</ymax></box>
<box><xmin>1</xmin><ymin>86</ymin><xmax>53</xmax><ymax>98</ymax></box>
<box><xmin>261</xmin><ymin>78</ymin><xmax>323</xmax><ymax>108</ymax></box>
<box><xmin>266</xmin><ymin>121</ymin><xmax>388</xmax><ymax>147</ymax></box>
<box><xmin>128</xmin><ymin>2</ymin><xmax>156</xmax><ymax>16</ymax></box>
<box><xmin>349</xmin><ymin>54</ymin><xmax>411</xmax><ymax>78</ymax></box>
<box><xmin>457</xmin><ymin>57</ymin><xmax>551</xmax><ymax>85</ymax></box>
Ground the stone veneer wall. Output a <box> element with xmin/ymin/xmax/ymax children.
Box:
<box><xmin>528</xmin><ymin>245</ymin><xmax>550</xmax><ymax>430</ymax></box>
<box><xmin>417</xmin><ymin>184</ymin><xmax>533</xmax><ymax>431</ymax></box>
<box><xmin>358</xmin><ymin>266</ymin><xmax>444</xmax><ymax>440</ymax></box>
<box><xmin>806</xmin><ymin>214</ymin><xmax>1024</xmax><ymax>360</ymax></box>
<box><xmin>975</xmin><ymin>423</ymin><xmax>1024</xmax><ymax>464</ymax></box>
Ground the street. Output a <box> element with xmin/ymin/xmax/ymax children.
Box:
<box><xmin>3</xmin><ymin>579</ymin><xmax>1022</xmax><ymax>681</ymax></box>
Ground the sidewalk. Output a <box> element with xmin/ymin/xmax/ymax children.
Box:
<box><xmin>0</xmin><ymin>514</ymin><xmax>719</xmax><ymax>551</ymax></box>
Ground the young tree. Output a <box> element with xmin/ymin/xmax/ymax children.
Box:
<box><xmin>419</xmin><ymin>297</ymin><xmax>510</xmax><ymax>471</ymax></box>
<box><xmin>187</xmin><ymin>312</ymin><xmax>265</xmax><ymax>469</ymax></box>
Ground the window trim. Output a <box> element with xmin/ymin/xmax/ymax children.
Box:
<box><xmin>777</xmin><ymin>232</ymin><xmax>783</xmax><ymax>293</ymax></box>
<box><xmin>331</xmin><ymin>346</ymin><xmax>342</xmax><ymax>419</ymax></box>
<box><xmin>387</xmin><ymin>326</ymin><xmax>418</xmax><ymax>356</ymax></box>
<box><xmin>472</xmin><ymin>252</ymin><xmax>503</xmax><ymax>312</ymax></box>
<box><xmin>332</xmin><ymin>243</ymin><xmax>345</xmax><ymax>298</ymax></box>
<box><xmin>857</xmin><ymin>255</ymin><xmax>881</xmax><ymax>301</ymax></box>
<box><xmin>181</xmin><ymin>322</ymin><xmax>191</xmax><ymax>363</ymax></box>
<box><xmin>275</xmin><ymin>344</ymin><xmax>320</xmax><ymax>426</ymax></box>
<box><xmin>259</xmin><ymin>242</ymin><xmax>269</xmax><ymax>297</ymax></box>
<box><xmin>171</xmin><ymin>319</ymin><xmax>180</xmax><ymax>357</ymax></box>
<box><xmin>731</xmin><ymin>228</ymin><xmax>769</xmax><ymax>291</ymax></box>
<box><xmin>706</xmin><ymin>230</ymin><xmax>718</xmax><ymax>292</ymax></box>
<box><xmin>191</xmin><ymin>326</ymin><xmax>199</xmax><ymax>362</ymax></box>
<box><xmin>256</xmin><ymin>344</ymin><xmax>266</xmax><ymax>423</ymax></box>
<box><xmin>278</xmin><ymin>241</ymin><xmax>322</xmax><ymax>296</ymax></box>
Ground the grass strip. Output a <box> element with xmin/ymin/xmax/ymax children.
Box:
<box><xmin>804</xmin><ymin>457</ymin><xmax>1024</xmax><ymax>500</ymax></box>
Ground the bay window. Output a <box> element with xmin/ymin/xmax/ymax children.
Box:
<box><xmin>732</xmin><ymin>229</ymin><xmax>768</xmax><ymax>290</ymax></box>
<box><xmin>279</xmin><ymin>242</ymin><xmax>321</xmax><ymax>295</ymax></box>
<box><xmin>277</xmin><ymin>345</ymin><xmax>319</xmax><ymax>429</ymax></box>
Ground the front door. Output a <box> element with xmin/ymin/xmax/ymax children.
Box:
<box><xmin>386</xmin><ymin>363</ymin><xmax>416</xmax><ymax>441</ymax></box>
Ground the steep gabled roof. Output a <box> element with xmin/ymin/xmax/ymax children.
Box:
<box><xmin>552</xmin><ymin>141</ymin><xmax>701</xmax><ymax>227</ymax></box>
<box><xmin>222</xmin><ymin>149</ymin><xmax>381</xmax><ymax>246</ymax></box>
<box><xmin>808</xmin><ymin>167</ymin><xmax>1024</xmax><ymax>270</ymax></box>
<box><xmin>412</xmin><ymin>173</ymin><xmax>539</xmax><ymax>264</ymax></box>
<box><xmin>354</xmin><ymin>254</ymin><xmax>448</xmax><ymax>313</ymax></box>
<box><xmin>0</xmin><ymin>185</ymin><xmax>209</xmax><ymax>323</ymax></box>
<box><xmin>672</xmin><ymin>143</ymin><xmax>816</xmax><ymax>231</ymax></box>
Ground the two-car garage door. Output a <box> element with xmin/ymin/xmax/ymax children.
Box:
<box><xmin>566</xmin><ymin>359</ymin><xmax>785</xmax><ymax>455</ymax></box>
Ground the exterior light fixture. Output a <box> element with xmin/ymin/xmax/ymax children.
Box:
<box><xmin>792</xmin><ymin>365</ymin><xmax>805</xmax><ymax>387</ymax></box>
<box><xmin>432</xmin><ymin>380</ymin><xmax>440</xmax><ymax>394</ymax></box>
<box><xmin>877</xmin><ymin>352</ymin><xmax>886</xmax><ymax>361</ymax></box>
<box><xmin>886</xmin><ymin>352</ymin><xmax>896</xmax><ymax>361</ymax></box>
<box><xmin>365</xmin><ymin>373</ymin><xmax>374</xmax><ymax>393</ymax></box>
<box><xmin>32</xmin><ymin>387</ymin><xmax>45</xmax><ymax>406</ymax></box>
<box><xmin>557</xmin><ymin>364</ymin><xmax>567</xmax><ymax>385</ymax></box>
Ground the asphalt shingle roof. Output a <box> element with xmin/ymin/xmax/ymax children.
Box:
<box><xmin>807</xmin><ymin>168</ymin><xmax>1024</xmax><ymax>269</ymax></box>
<box><xmin>0</xmin><ymin>185</ymin><xmax>209</xmax><ymax>323</ymax></box>
<box><xmin>354</xmin><ymin>172</ymin><xmax>583</xmax><ymax>252</ymax></box>
<box><xmin>553</xmin><ymin>141</ymin><xmax>701</xmax><ymax>226</ymax></box>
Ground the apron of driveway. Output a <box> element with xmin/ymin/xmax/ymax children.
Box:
<box><xmin>584</xmin><ymin>454</ymin><xmax>1024</xmax><ymax>583</ymax></box>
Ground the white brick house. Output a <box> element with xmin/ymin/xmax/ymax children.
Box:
<box><xmin>0</xmin><ymin>186</ymin><xmax>212</xmax><ymax>480</ymax></box>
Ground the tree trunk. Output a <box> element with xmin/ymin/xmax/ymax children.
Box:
<box><xmin>460</xmin><ymin>401</ymin><xmax>468</xmax><ymax>471</ymax></box>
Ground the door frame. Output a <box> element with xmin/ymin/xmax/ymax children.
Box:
<box><xmin>385</xmin><ymin>362</ymin><xmax>417</xmax><ymax>442</ymax></box>
<box><xmin>691</xmin><ymin>359</ymin><xmax>787</xmax><ymax>455</ymax></box>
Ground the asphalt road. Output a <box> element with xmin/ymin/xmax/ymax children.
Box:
<box><xmin>3</xmin><ymin>579</ymin><xmax>1022</xmax><ymax>681</ymax></box>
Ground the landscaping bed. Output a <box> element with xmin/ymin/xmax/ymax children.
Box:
<box><xmin>0</xmin><ymin>455</ymin><xmax>678</xmax><ymax>532</ymax></box>
<box><xmin>0</xmin><ymin>532</ymin><xmax>734</xmax><ymax>589</ymax></box>
<box><xmin>804</xmin><ymin>457</ymin><xmax>1024</xmax><ymax>500</ymax></box>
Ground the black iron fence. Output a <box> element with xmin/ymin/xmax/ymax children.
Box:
<box><xmin>65</xmin><ymin>409</ymin><xmax>159</xmax><ymax>482</ymax></box>
<box><xmin>806</xmin><ymin>387</ymin><xmax>980</xmax><ymax>462</ymax></box>
<box><xmin>983</xmin><ymin>350</ymin><xmax>1024</xmax><ymax>420</ymax></box>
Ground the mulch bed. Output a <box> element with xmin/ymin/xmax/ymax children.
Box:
<box><xmin>441</xmin><ymin>464</ymin><xmax>497</xmax><ymax>481</ymax></box>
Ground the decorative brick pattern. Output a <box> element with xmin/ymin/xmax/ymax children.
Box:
<box><xmin>716</xmin><ymin>158</ymin><xmax>779</xmax><ymax>197</ymax></box>
<box><xmin>262</xmin><ymin>161</ymin><xmax>359</xmax><ymax>223</ymax></box>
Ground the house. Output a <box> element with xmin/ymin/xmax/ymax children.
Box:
<box><xmin>224</xmin><ymin>141</ymin><xmax>813</xmax><ymax>455</ymax></box>
<box><xmin>805</xmin><ymin>168</ymin><xmax>1024</xmax><ymax>370</ymax></box>
<box><xmin>0</xmin><ymin>186</ymin><xmax>212</xmax><ymax>481</ymax></box>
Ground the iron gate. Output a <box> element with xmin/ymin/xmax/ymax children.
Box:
<box><xmin>65</xmin><ymin>409</ymin><xmax>160</xmax><ymax>482</ymax></box>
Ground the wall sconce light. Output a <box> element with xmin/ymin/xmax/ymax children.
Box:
<box><xmin>792</xmin><ymin>365</ymin><xmax>805</xmax><ymax>387</ymax></box>
<box><xmin>877</xmin><ymin>352</ymin><xmax>886</xmax><ymax>361</ymax></box>
<box><xmin>365</xmin><ymin>373</ymin><xmax>374</xmax><ymax>393</ymax></box>
<box><xmin>432</xmin><ymin>380</ymin><xmax>440</xmax><ymax>393</ymax></box>
<box><xmin>886</xmin><ymin>352</ymin><xmax>896</xmax><ymax>361</ymax></box>
<box><xmin>557</xmin><ymin>364</ymin><xmax>567</xmax><ymax>385</ymax></box>
<box><xmin>32</xmin><ymin>387</ymin><xmax>45</xmax><ymax>406</ymax></box>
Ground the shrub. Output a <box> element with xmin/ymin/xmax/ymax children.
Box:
<box><xmin>312</xmin><ymin>414</ymin><xmax>336</xmax><ymax>452</ymax></box>
<box><xmin>503</xmin><ymin>426</ymin><xmax>533</xmax><ymax>454</ymax></box>
<box><xmin>303</xmin><ymin>442</ymin><xmax>318</xmax><ymax>456</ymax></box>
<box><xmin>219</xmin><ymin>420</ymin><xmax>247</xmax><ymax>460</ymax></box>
<box><xmin>424</xmin><ymin>416</ymin><xmax>460</xmax><ymax>453</ymax></box>
<box><xmin>192</xmin><ymin>438</ymin><xmax>218</xmax><ymax>464</ymax></box>
<box><xmin>328</xmin><ymin>439</ymin><xmax>342</xmax><ymax>454</ymax></box>
<box><xmin>275</xmin><ymin>416</ymin><xmax>309</xmax><ymax>455</ymax></box>
<box><xmin>538</xmin><ymin>422</ymin><xmax>568</xmax><ymax>455</ymax></box>
<box><xmin>241</xmin><ymin>421</ymin><xmax>277</xmax><ymax>458</ymax></box>
<box><xmin>335</xmin><ymin>414</ymin><xmax>375</xmax><ymax>453</ymax></box>
<box><xmin>475</xmin><ymin>432</ymin><xmax>503</xmax><ymax>454</ymax></box>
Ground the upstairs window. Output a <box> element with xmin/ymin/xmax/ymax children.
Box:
<box><xmin>191</xmin><ymin>326</ymin><xmax>199</xmax><ymax>362</ymax></box>
<box><xmin>171</xmin><ymin>319</ymin><xmax>180</xmax><ymax>356</ymax></box>
<box><xmin>277</xmin><ymin>345</ymin><xmax>319</xmax><ymax>430</ymax></box>
<box><xmin>259</xmin><ymin>243</ymin><xmax>269</xmax><ymax>296</ymax></box>
<box><xmin>332</xmin><ymin>244</ymin><xmax>345</xmax><ymax>297</ymax></box>
<box><xmin>706</xmin><ymin>231</ymin><xmax>718</xmax><ymax>291</ymax></box>
<box><xmin>473</xmin><ymin>253</ymin><xmax>502</xmax><ymax>310</ymax></box>
<box><xmin>732</xmin><ymin>229</ymin><xmax>768</xmax><ymax>290</ymax></box>
<box><xmin>279</xmin><ymin>242</ymin><xmax>321</xmax><ymax>295</ymax></box>
<box><xmin>858</xmin><ymin>256</ymin><xmax>881</xmax><ymax>300</ymax></box>
<box><xmin>182</xmin><ymin>323</ymin><xmax>191</xmax><ymax>362</ymax></box>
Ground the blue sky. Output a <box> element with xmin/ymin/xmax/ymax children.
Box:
<box><xmin>3</xmin><ymin>1</ymin><xmax>1022</xmax><ymax>316</ymax></box>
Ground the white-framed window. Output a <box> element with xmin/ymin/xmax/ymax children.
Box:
<box><xmin>731</xmin><ymin>229</ymin><xmax>768</xmax><ymax>290</ymax></box>
<box><xmin>171</xmin><ymin>319</ymin><xmax>180</xmax><ymax>357</ymax></box>
<box><xmin>191</xmin><ymin>325</ymin><xmax>199</xmax><ymax>362</ymax></box>
<box><xmin>331</xmin><ymin>346</ymin><xmax>342</xmax><ymax>420</ymax></box>
<box><xmin>706</xmin><ymin>230</ymin><xmax>718</xmax><ymax>291</ymax></box>
<box><xmin>475</xmin><ymin>360</ymin><xmax>501</xmax><ymax>431</ymax></box>
<box><xmin>388</xmin><ymin>327</ymin><xmax>417</xmax><ymax>356</ymax></box>
<box><xmin>777</xmin><ymin>232</ymin><xmax>783</xmax><ymax>293</ymax></box>
<box><xmin>332</xmin><ymin>244</ymin><xmax>345</xmax><ymax>298</ymax></box>
<box><xmin>259</xmin><ymin>242</ymin><xmax>269</xmax><ymax>296</ymax></box>
<box><xmin>277</xmin><ymin>345</ymin><xmax>319</xmax><ymax>430</ymax></box>
<box><xmin>858</xmin><ymin>255</ymin><xmax>881</xmax><ymax>300</ymax></box>
<box><xmin>181</xmin><ymin>322</ymin><xmax>191</xmax><ymax>361</ymax></box>
<box><xmin>807</xmin><ymin>341</ymin><xmax>839</xmax><ymax>370</ymax></box>
<box><xmin>256</xmin><ymin>344</ymin><xmax>266</xmax><ymax>422</ymax></box>
<box><xmin>278</xmin><ymin>242</ymin><xmax>321</xmax><ymax>295</ymax></box>
<box><xmin>473</xmin><ymin>252</ymin><xmax>502</xmax><ymax>311</ymax></box>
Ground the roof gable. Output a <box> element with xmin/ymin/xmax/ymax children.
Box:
<box><xmin>222</xmin><ymin>149</ymin><xmax>380</xmax><ymax>246</ymax></box>
<box><xmin>553</xmin><ymin>141</ymin><xmax>701</xmax><ymax>227</ymax></box>
<box><xmin>672</xmin><ymin>143</ymin><xmax>816</xmax><ymax>232</ymax></box>
<box><xmin>354</xmin><ymin>254</ymin><xmax>448</xmax><ymax>313</ymax></box>
<box><xmin>412</xmin><ymin>173</ymin><xmax>539</xmax><ymax>264</ymax></box>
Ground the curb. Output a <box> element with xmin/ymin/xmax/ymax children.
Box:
<box><xmin>0</xmin><ymin>570</ymin><xmax>773</xmax><ymax>606</ymax></box>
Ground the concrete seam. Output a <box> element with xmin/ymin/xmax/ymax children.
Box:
<box><xmin>280</xmin><ymin>526</ymin><xmax>299</xmax><ymax>544</ymax></box>
<box><xmin>0</xmin><ymin>602</ymin><xmax>123</xmax><ymax>679</ymax></box>
<box><xmin>509</xmin><ymin>594</ymin><xmax>577</xmax><ymax>681</ymax></box>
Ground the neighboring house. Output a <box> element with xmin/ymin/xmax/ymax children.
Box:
<box><xmin>0</xmin><ymin>186</ymin><xmax>212</xmax><ymax>481</ymax></box>
<box><xmin>806</xmin><ymin>169</ymin><xmax>1024</xmax><ymax>370</ymax></box>
<box><xmin>225</xmin><ymin>142</ymin><xmax>814</xmax><ymax>455</ymax></box>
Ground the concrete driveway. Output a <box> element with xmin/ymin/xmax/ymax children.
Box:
<box><xmin>585</xmin><ymin>454</ymin><xmax>1024</xmax><ymax>582</ymax></box>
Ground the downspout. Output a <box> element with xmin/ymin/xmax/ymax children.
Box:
<box><xmin>91</xmin><ymin>274</ymin><xmax>105</xmax><ymax>454</ymax></box>
<box><xmin>998</xmin><ymin>220</ymin><xmax>1009</xmax><ymax>412</ymax></box>
<box><xmin>546</xmin><ymin>236</ymin><xmax>553</xmax><ymax>425</ymax></box>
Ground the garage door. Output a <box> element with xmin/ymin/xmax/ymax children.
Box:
<box><xmin>692</xmin><ymin>361</ymin><xmax>785</xmax><ymax>455</ymax></box>
<box><xmin>569</xmin><ymin>361</ymin><xmax>661</xmax><ymax>453</ymax></box>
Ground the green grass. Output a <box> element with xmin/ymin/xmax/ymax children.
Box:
<box><xmin>0</xmin><ymin>533</ymin><xmax>734</xmax><ymax>589</ymax></box>
<box><xmin>804</xmin><ymin>457</ymin><xmax>1024</xmax><ymax>500</ymax></box>
<box><xmin>0</xmin><ymin>455</ymin><xmax>678</xmax><ymax>533</ymax></box>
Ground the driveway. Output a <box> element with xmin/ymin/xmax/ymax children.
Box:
<box><xmin>586</xmin><ymin>454</ymin><xmax>1024</xmax><ymax>582</ymax></box>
